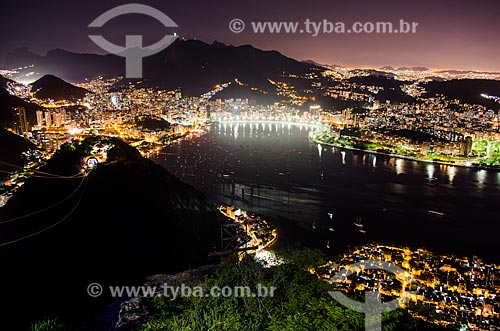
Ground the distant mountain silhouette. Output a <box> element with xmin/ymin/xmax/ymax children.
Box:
<box><xmin>3</xmin><ymin>47</ymin><xmax>124</xmax><ymax>83</ymax></box>
<box><xmin>301</xmin><ymin>59</ymin><xmax>327</xmax><ymax>68</ymax></box>
<box><xmin>2</xmin><ymin>47</ymin><xmax>44</xmax><ymax>68</ymax></box>
<box><xmin>380</xmin><ymin>66</ymin><xmax>429</xmax><ymax>72</ymax></box>
<box><xmin>142</xmin><ymin>40</ymin><xmax>318</xmax><ymax>95</ymax></box>
<box><xmin>0</xmin><ymin>136</ymin><xmax>222</xmax><ymax>328</ymax></box>
<box><xmin>30</xmin><ymin>74</ymin><xmax>90</xmax><ymax>101</ymax></box>
<box><xmin>437</xmin><ymin>69</ymin><xmax>500</xmax><ymax>75</ymax></box>
<box><xmin>0</xmin><ymin>74</ymin><xmax>15</xmax><ymax>89</ymax></box>
<box><xmin>348</xmin><ymin>76</ymin><xmax>415</xmax><ymax>103</ymax></box>
<box><xmin>210</xmin><ymin>84</ymin><xmax>282</xmax><ymax>105</ymax></box>
<box><xmin>423</xmin><ymin>79</ymin><xmax>500</xmax><ymax>109</ymax></box>
<box><xmin>5</xmin><ymin>40</ymin><xmax>319</xmax><ymax>96</ymax></box>
<box><xmin>302</xmin><ymin>60</ymin><xmax>345</xmax><ymax>70</ymax></box>
<box><xmin>397</xmin><ymin>66</ymin><xmax>429</xmax><ymax>71</ymax></box>
<box><xmin>9</xmin><ymin>42</ymin><xmax>499</xmax><ymax>111</ymax></box>
<box><xmin>349</xmin><ymin>68</ymin><xmax>396</xmax><ymax>79</ymax></box>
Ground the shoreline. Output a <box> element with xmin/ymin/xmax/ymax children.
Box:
<box><xmin>314</xmin><ymin>138</ymin><xmax>500</xmax><ymax>172</ymax></box>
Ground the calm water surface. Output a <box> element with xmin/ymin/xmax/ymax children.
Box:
<box><xmin>153</xmin><ymin>122</ymin><xmax>500</xmax><ymax>261</ymax></box>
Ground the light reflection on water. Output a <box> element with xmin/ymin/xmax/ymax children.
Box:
<box><xmin>156</xmin><ymin>122</ymin><xmax>500</xmax><ymax>260</ymax></box>
<box><xmin>447</xmin><ymin>166</ymin><xmax>457</xmax><ymax>184</ymax></box>
<box><xmin>426</xmin><ymin>164</ymin><xmax>435</xmax><ymax>181</ymax></box>
<box><xmin>395</xmin><ymin>159</ymin><xmax>404</xmax><ymax>174</ymax></box>
<box><xmin>476</xmin><ymin>169</ymin><xmax>487</xmax><ymax>185</ymax></box>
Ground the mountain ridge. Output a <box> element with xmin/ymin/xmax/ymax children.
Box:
<box><xmin>0</xmin><ymin>136</ymin><xmax>222</xmax><ymax>328</ymax></box>
<box><xmin>4</xmin><ymin>39</ymin><xmax>319</xmax><ymax>96</ymax></box>
<box><xmin>30</xmin><ymin>74</ymin><xmax>90</xmax><ymax>101</ymax></box>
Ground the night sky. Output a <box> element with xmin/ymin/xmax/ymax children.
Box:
<box><xmin>1</xmin><ymin>0</ymin><xmax>499</xmax><ymax>71</ymax></box>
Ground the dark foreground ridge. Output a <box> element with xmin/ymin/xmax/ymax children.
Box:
<box><xmin>0</xmin><ymin>127</ymin><xmax>36</xmax><ymax>177</ymax></box>
<box><xmin>0</xmin><ymin>136</ymin><xmax>221</xmax><ymax>329</ymax></box>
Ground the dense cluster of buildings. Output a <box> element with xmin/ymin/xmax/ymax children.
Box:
<box><xmin>3</xmin><ymin>64</ymin><xmax>500</xmax><ymax>329</ymax></box>
<box><xmin>361</xmin><ymin>100</ymin><xmax>500</xmax><ymax>141</ymax></box>
<box><xmin>8</xmin><ymin>77</ymin><xmax>211</xmax><ymax>153</ymax></box>
<box><xmin>8</xmin><ymin>76</ymin><xmax>320</xmax><ymax>154</ymax></box>
<box><xmin>324</xmin><ymin>244</ymin><xmax>499</xmax><ymax>330</ymax></box>
<box><xmin>216</xmin><ymin>205</ymin><xmax>277</xmax><ymax>256</ymax></box>
<box><xmin>318</xmin><ymin>76</ymin><xmax>500</xmax><ymax>162</ymax></box>
<box><xmin>321</xmin><ymin>66</ymin><xmax>500</xmax><ymax>82</ymax></box>
<box><xmin>8</xmin><ymin>76</ymin><xmax>328</xmax><ymax>157</ymax></box>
